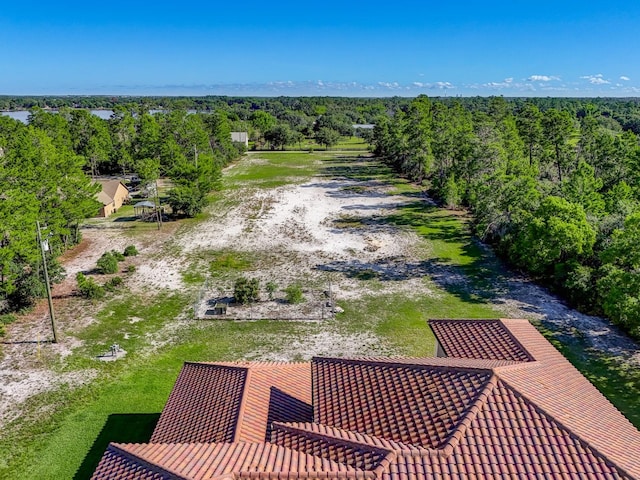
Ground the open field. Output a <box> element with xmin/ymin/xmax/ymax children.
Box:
<box><xmin>0</xmin><ymin>151</ymin><xmax>638</xmax><ymax>479</ymax></box>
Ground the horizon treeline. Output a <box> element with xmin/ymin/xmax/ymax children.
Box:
<box><xmin>372</xmin><ymin>95</ymin><xmax>640</xmax><ymax>338</ymax></box>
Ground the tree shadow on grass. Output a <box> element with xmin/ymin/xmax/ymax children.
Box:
<box><xmin>73</xmin><ymin>413</ymin><xmax>160</xmax><ymax>480</ymax></box>
<box><xmin>320</xmin><ymin>160</ymin><xmax>395</xmax><ymax>183</ymax></box>
<box><xmin>317</xmin><ymin>199</ymin><xmax>516</xmax><ymax>308</ymax></box>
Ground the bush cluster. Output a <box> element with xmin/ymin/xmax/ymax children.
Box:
<box><xmin>234</xmin><ymin>277</ymin><xmax>260</xmax><ymax>304</ymax></box>
<box><xmin>76</xmin><ymin>272</ymin><xmax>105</xmax><ymax>300</ymax></box>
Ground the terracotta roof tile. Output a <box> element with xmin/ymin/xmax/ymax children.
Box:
<box><xmin>101</xmin><ymin>442</ymin><xmax>368</xmax><ymax>480</ymax></box>
<box><xmin>150</xmin><ymin>363</ymin><xmax>248</xmax><ymax>443</ymax></box>
<box><xmin>312</xmin><ymin>357</ymin><xmax>493</xmax><ymax>449</ymax></box>
<box><xmin>430</xmin><ymin>319</ymin><xmax>533</xmax><ymax>362</ymax></box>
<box><xmin>406</xmin><ymin>379</ymin><xmax>634</xmax><ymax>480</ymax></box>
<box><xmin>496</xmin><ymin>319</ymin><xmax>640</xmax><ymax>479</ymax></box>
<box><xmin>90</xmin><ymin>443</ymin><xmax>189</xmax><ymax>480</ymax></box>
<box><xmin>93</xmin><ymin>319</ymin><xmax>640</xmax><ymax>480</ymax></box>
<box><xmin>236</xmin><ymin>363</ymin><xmax>312</xmax><ymax>443</ymax></box>
<box><xmin>270</xmin><ymin>421</ymin><xmax>395</xmax><ymax>471</ymax></box>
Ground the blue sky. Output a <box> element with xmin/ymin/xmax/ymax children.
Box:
<box><xmin>1</xmin><ymin>1</ymin><xmax>639</xmax><ymax>97</ymax></box>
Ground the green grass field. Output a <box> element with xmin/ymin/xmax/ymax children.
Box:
<box><xmin>1</xmin><ymin>152</ymin><xmax>638</xmax><ymax>479</ymax></box>
<box><xmin>252</xmin><ymin>135</ymin><xmax>370</xmax><ymax>152</ymax></box>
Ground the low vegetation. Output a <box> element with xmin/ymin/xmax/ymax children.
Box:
<box><xmin>233</xmin><ymin>277</ymin><xmax>260</xmax><ymax>304</ymax></box>
<box><xmin>284</xmin><ymin>283</ymin><xmax>304</xmax><ymax>304</ymax></box>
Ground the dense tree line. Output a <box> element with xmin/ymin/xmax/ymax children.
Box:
<box><xmin>373</xmin><ymin>95</ymin><xmax>640</xmax><ymax>337</ymax></box>
<box><xmin>4</xmin><ymin>95</ymin><xmax>640</xmax><ymax>134</ymax></box>
<box><xmin>0</xmin><ymin>106</ymin><xmax>241</xmax><ymax>312</ymax></box>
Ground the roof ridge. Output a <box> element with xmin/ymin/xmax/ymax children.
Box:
<box><xmin>234</xmin><ymin>367</ymin><xmax>253</xmax><ymax>442</ymax></box>
<box><xmin>184</xmin><ymin>361</ymin><xmax>251</xmax><ymax>372</ymax></box>
<box><xmin>436</xmin><ymin>374</ymin><xmax>500</xmax><ymax>457</ymax></box>
<box><xmin>271</xmin><ymin>421</ymin><xmax>395</xmax><ymax>459</ymax></box>
<box><xmin>269</xmin><ymin>423</ymin><xmax>397</xmax><ymax>477</ymax></box>
<box><xmin>496</xmin><ymin>379</ymin><xmax>635</xmax><ymax>479</ymax></box>
<box><xmin>109</xmin><ymin>443</ymin><xmax>193</xmax><ymax>480</ymax></box>
<box><xmin>236</xmin><ymin>471</ymin><xmax>377</xmax><ymax>479</ymax></box>
<box><xmin>277</xmin><ymin>422</ymin><xmax>419</xmax><ymax>452</ymax></box>
<box><xmin>311</xmin><ymin>356</ymin><xmax>494</xmax><ymax>374</ymax></box>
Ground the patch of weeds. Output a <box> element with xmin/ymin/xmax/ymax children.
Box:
<box><xmin>333</xmin><ymin>214</ymin><xmax>366</xmax><ymax>229</ymax></box>
<box><xmin>210</xmin><ymin>251</ymin><xmax>253</xmax><ymax>276</ymax></box>
<box><xmin>353</xmin><ymin>268</ymin><xmax>379</xmax><ymax>281</ymax></box>
<box><xmin>71</xmin><ymin>293</ymin><xmax>189</xmax><ymax>360</ymax></box>
<box><xmin>181</xmin><ymin>268</ymin><xmax>206</xmax><ymax>286</ymax></box>
<box><xmin>0</xmin><ymin>313</ymin><xmax>17</xmax><ymax>337</ymax></box>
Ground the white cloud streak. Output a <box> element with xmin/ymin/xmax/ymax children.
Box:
<box><xmin>527</xmin><ymin>75</ymin><xmax>560</xmax><ymax>82</ymax></box>
<box><xmin>580</xmin><ymin>74</ymin><xmax>610</xmax><ymax>85</ymax></box>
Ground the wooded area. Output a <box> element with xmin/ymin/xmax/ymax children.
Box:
<box><xmin>2</xmin><ymin>94</ymin><xmax>640</xmax><ymax>337</ymax></box>
<box><xmin>0</xmin><ymin>105</ymin><xmax>242</xmax><ymax>312</ymax></box>
<box><xmin>372</xmin><ymin>96</ymin><xmax>640</xmax><ymax>338</ymax></box>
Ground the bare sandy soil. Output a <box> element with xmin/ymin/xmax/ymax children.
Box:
<box><xmin>1</xmin><ymin>155</ymin><xmax>638</xmax><ymax>427</ymax></box>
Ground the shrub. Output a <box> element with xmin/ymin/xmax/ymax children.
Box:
<box><xmin>0</xmin><ymin>314</ymin><xmax>17</xmax><ymax>336</ymax></box>
<box><xmin>126</xmin><ymin>265</ymin><xmax>136</xmax><ymax>273</ymax></box>
<box><xmin>104</xmin><ymin>276</ymin><xmax>123</xmax><ymax>292</ymax></box>
<box><xmin>111</xmin><ymin>250</ymin><xmax>125</xmax><ymax>262</ymax></box>
<box><xmin>7</xmin><ymin>274</ymin><xmax>45</xmax><ymax>310</ymax></box>
<box><xmin>123</xmin><ymin>245</ymin><xmax>139</xmax><ymax>257</ymax></box>
<box><xmin>76</xmin><ymin>272</ymin><xmax>105</xmax><ymax>300</ymax></box>
<box><xmin>234</xmin><ymin>277</ymin><xmax>260</xmax><ymax>304</ymax></box>
<box><xmin>97</xmin><ymin>252</ymin><xmax>119</xmax><ymax>274</ymax></box>
<box><xmin>0</xmin><ymin>314</ymin><xmax>17</xmax><ymax>326</ymax></box>
<box><xmin>265</xmin><ymin>281</ymin><xmax>278</xmax><ymax>300</ymax></box>
<box><xmin>284</xmin><ymin>283</ymin><xmax>304</xmax><ymax>304</ymax></box>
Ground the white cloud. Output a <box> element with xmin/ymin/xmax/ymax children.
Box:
<box><xmin>410</xmin><ymin>81</ymin><xmax>455</xmax><ymax>90</ymax></box>
<box><xmin>484</xmin><ymin>81</ymin><xmax>510</xmax><ymax>88</ymax></box>
<box><xmin>483</xmin><ymin>78</ymin><xmax>518</xmax><ymax>89</ymax></box>
<box><xmin>527</xmin><ymin>75</ymin><xmax>560</xmax><ymax>82</ymax></box>
<box><xmin>620</xmin><ymin>76</ymin><xmax>631</xmax><ymax>81</ymax></box>
<box><xmin>580</xmin><ymin>74</ymin><xmax>610</xmax><ymax>85</ymax></box>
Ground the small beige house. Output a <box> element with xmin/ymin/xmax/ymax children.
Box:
<box><xmin>96</xmin><ymin>180</ymin><xmax>129</xmax><ymax>217</ymax></box>
<box><xmin>231</xmin><ymin>131</ymin><xmax>249</xmax><ymax>147</ymax></box>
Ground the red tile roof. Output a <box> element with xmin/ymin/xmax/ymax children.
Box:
<box><xmin>430</xmin><ymin>319</ymin><xmax>533</xmax><ymax>362</ymax></box>
<box><xmin>150</xmin><ymin>363</ymin><xmax>248</xmax><ymax>444</ymax></box>
<box><xmin>93</xmin><ymin>319</ymin><xmax>640</xmax><ymax>480</ymax></box>
<box><xmin>313</xmin><ymin>357</ymin><xmax>494</xmax><ymax>449</ymax></box>
<box><xmin>104</xmin><ymin>442</ymin><xmax>368</xmax><ymax>479</ymax></box>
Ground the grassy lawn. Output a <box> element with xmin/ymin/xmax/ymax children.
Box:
<box><xmin>255</xmin><ymin>135</ymin><xmax>370</xmax><ymax>152</ymax></box>
<box><xmin>2</xmin><ymin>153</ymin><xmax>638</xmax><ymax>479</ymax></box>
<box><xmin>223</xmin><ymin>151</ymin><xmax>327</xmax><ymax>189</ymax></box>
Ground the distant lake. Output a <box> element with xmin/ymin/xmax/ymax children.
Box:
<box><xmin>1</xmin><ymin>109</ymin><xmax>199</xmax><ymax>124</ymax></box>
<box><xmin>0</xmin><ymin>109</ymin><xmax>115</xmax><ymax>123</ymax></box>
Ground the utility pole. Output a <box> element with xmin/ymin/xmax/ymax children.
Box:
<box><xmin>155</xmin><ymin>179</ymin><xmax>162</xmax><ymax>230</ymax></box>
<box><xmin>37</xmin><ymin>221</ymin><xmax>58</xmax><ymax>343</ymax></box>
